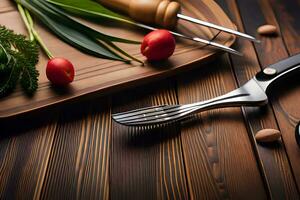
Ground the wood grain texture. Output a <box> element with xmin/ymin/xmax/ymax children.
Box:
<box><xmin>1</xmin><ymin>0</ymin><xmax>300</xmax><ymax>199</ymax></box>
<box><xmin>219</xmin><ymin>0</ymin><xmax>300</xmax><ymax>199</ymax></box>
<box><xmin>268</xmin><ymin>0</ymin><xmax>300</xmax><ymax>192</ymax></box>
<box><xmin>177</xmin><ymin>55</ymin><xmax>267</xmax><ymax>199</ymax></box>
<box><xmin>110</xmin><ymin>81</ymin><xmax>189</xmax><ymax>200</ymax></box>
<box><xmin>37</xmin><ymin>100</ymin><xmax>111</xmax><ymax>199</ymax></box>
<box><xmin>269</xmin><ymin>0</ymin><xmax>300</xmax><ymax>55</ymax></box>
<box><xmin>0</xmin><ymin>117</ymin><xmax>57</xmax><ymax>199</ymax></box>
<box><xmin>0</xmin><ymin>0</ymin><xmax>14</xmax><ymax>13</ymax></box>
<box><xmin>0</xmin><ymin>0</ymin><xmax>236</xmax><ymax>119</ymax></box>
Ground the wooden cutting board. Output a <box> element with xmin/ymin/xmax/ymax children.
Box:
<box><xmin>0</xmin><ymin>0</ymin><xmax>236</xmax><ymax>118</ymax></box>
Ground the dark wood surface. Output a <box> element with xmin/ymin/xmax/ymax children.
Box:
<box><xmin>1</xmin><ymin>0</ymin><xmax>300</xmax><ymax>199</ymax></box>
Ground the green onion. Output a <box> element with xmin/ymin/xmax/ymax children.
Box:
<box><xmin>16</xmin><ymin>0</ymin><xmax>143</xmax><ymax>64</ymax></box>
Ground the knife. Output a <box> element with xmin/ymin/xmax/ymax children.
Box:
<box><xmin>112</xmin><ymin>54</ymin><xmax>300</xmax><ymax>126</ymax></box>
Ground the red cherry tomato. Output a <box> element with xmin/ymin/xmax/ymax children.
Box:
<box><xmin>46</xmin><ymin>58</ymin><xmax>75</xmax><ymax>86</ymax></box>
<box><xmin>141</xmin><ymin>29</ymin><xmax>176</xmax><ymax>61</ymax></box>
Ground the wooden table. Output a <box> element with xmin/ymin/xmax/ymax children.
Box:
<box><xmin>1</xmin><ymin>0</ymin><xmax>300</xmax><ymax>199</ymax></box>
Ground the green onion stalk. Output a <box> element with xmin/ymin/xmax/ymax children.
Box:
<box><xmin>17</xmin><ymin>2</ymin><xmax>76</xmax><ymax>86</ymax></box>
<box><xmin>17</xmin><ymin>3</ymin><xmax>54</xmax><ymax>59</ymax></box>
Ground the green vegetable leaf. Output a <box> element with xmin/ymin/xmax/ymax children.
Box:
<box><xmin>0</xmin><ymin>26</ymin><xmax>39</xmax><ymax>97</ymax></box>
<box><xmin>38</xmin><ymin>0</ymin><xmax>143</xmax><ymax>64</ymax></box>
<box><xmin>37</xmin><ymin>0</ymin><xmax>140</xmax><ymax>46</ymax></box>
<box><xmin>20</xmin><ymin>60</ymin><xmax>39</xmax><ymax>94</ymax></box>
<box><xmin>0</xmin><ymin>57</ymin><xmax>22</xmax><ymax>96</ymax></box>
<box><xmin>17</xmin><ymin>0</ymin><xmax>142</xmax><ymax>63</ymax></box>
<box><xmin>0</xmin><ymin>44</ymin><xmax>8</xmax><ymax>63</ymax></box>
<box><xmin>18</xmin><ymin>0</ymin><xmax>128</xmax><ymax>62</ymax></box>
<box><xmin>0</xmin><ymin>44</ymin><xmax>10</xmax><ymax>72</ymax></box>
<box><xmin>47</xmin><ymin>0</ymin><xmax>133</xmax><ymax>24</ymax></box>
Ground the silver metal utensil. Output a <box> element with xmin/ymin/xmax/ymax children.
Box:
<box><xmin>134</xmin><ymin>23</ymin><xmax>243</xmax><ymax>56</ymax></box>
<box><xmin>112</xmin><ymin>54</ymin><xmax>300</xmax><ymax>126</ymax></box>
<box><xmin>99</xmin><ymin>0</ymin><xmax>259</xmax><ymax>55</ymax></box>
<box><xmin>177</xmin><ymin>14</ymin><xmax>260</xmax><ymax>43</ymax></box>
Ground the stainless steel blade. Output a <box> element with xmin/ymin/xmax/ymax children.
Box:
<box><xmin>134</xmin><ymin>22</ymin><xmax>242</xmax><ymax>56</ymax></box>
<box><xmin>177</xmin><ymin>13</ymin><xmax>260</xmax><ymax>43</ymax></box>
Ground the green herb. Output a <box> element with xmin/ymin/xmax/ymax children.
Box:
<box><xmin>16</xmin><ymin>0</ymin><xmax>143</xmax><ymax>64</ymax></box>
<box><xmin>47</xmin><ymin>0</ymin><xmax>135</xmax><ymax>24</ymax></box>
<box><xmin>46</xmin><ymin>0</ymin><xmax>149</xmax><ymax>33</ymax></box>
<box><xmin>0</xmin><ymin>26</ymin><xmax>39</xmax><ymax>96</ymax></box>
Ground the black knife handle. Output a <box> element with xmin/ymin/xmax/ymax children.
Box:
<box><xmin>256</xmin><ymin>53</ymin><xmax>300</xmax><ymax>82</ymax></box>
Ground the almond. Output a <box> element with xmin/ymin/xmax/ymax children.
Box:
<box><xmin>257</xmin><ymin>25</ymin><xmax>277</xmax><ymax>35</ymax></box>
<box><xmin>255</xmin><ymin>129</ymin><xmax>281</xmax><ymax>143</ymax></box>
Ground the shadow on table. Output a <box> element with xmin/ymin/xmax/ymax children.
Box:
<box><xmin>0</xmin><ymin>95</ymin><xmax>109</xmax><ymax>139</ymax></box>
<box><xmin>123</xmin><ymin>107</ymin><xmax>264</xmax><ymax>148</ymax></box>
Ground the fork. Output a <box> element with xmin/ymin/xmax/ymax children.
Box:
<box><xmin>112</xmin><ymin>79</ymin><xmax>268</xmax><ymax>126</ymax></box>
<box><xmin>112</xmin><ymin>54</ymin><xmax>300</xmax><ymax>126</ymax></box>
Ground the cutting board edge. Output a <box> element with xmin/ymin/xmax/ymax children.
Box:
<box><xmin>0</xmin><ymin>0</ymin><xmax>238</xmax><ymax>119</ymax></box>
<box><xmin>0</xmin><ymin>49</ymin><xmax>232</xmax><ymax>120</ymax></box>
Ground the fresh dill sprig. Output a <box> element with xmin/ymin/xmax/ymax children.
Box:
<box><xmin>0</xmin><ymin>25</ymin><xmax>39</xmax><ymax>96</ymax></box>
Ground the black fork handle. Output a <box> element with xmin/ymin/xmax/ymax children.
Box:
<box><xmin>256</xmin><ymin>53</ymin><xmax>300</xmax><ymax>82</ymax></box>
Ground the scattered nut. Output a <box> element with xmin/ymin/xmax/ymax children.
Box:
<box><xmin>257</xmin><ymin>24</ymin><xmax>277</xmax><ymax>35</ymax></box>
<box><xmin>255</xmin><ymin>129</ymin><xmax>281</xmax><ymax>143</ymax></box>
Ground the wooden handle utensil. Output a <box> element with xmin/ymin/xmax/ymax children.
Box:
<box><xmin>97</xmin><ymin>0</ymin><xmax>260</xmax><ymax>55</ymax></box>
<box><xmin>98</xmin><ymin>0</ymin><xmax>259</xmax><ymax>43</ymax></box>
<box><xmin>99</xmin><ymin>0</ymin><xmax>180</xmax><ymax>28</ymax></box>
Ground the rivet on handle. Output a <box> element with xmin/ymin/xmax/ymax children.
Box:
<box><xmin>98</xmin><ymin>0</ymin><xmax>259</xmax><ymax>42</ymax></box>
<box><xmin>263</xmin><ymin>67</ymin><xmax>277</xmax><ymax>76</ymax></box>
